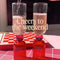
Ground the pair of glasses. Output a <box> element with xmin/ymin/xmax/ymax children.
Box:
<box><xmin>12</xmin><ymin>2</ymin><xmax>48</xmax><ymax>40</ymax></box>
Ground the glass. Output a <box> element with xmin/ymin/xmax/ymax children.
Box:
<box><xmin>33</xmin><ymin>3</ymin><xmax>48</xmax><ymax>60</ymax></box>
<box><xmin>33</xmin><ymin>3</ymin><xmax>48</xmax><ymax>35</ymax></box>
<box><xmin>12</xmin><ymin>3</ymin><xmax>26</xmax><ymax>35</ymax></box>
<box><xmin>12</xmin><ymin>3</ymin><xmax>26</xmax><ymax>60</ymax></box>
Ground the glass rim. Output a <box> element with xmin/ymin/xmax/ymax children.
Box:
<box><xmin>12</xmin><ymin>2</ymin><xmax>26</xmax><ymax>5</ymax></box>
<box><xmin>33</xmin><ymin>2</ymin><xmax>48</xmax><ymax>5</ymax></box>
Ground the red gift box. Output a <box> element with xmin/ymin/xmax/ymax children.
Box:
<box><xmin>0</xmin><ymin>32</ymin><xmax>49</xmax><ymax>50</ymax></box>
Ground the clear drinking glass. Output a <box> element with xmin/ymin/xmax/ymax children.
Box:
<box><xmin>12</xmin><ymin>3</ymin><xmax>26</xmax><ymax>39</ymax></box>
<box><xmin>12</xmin><ymin>3</ymin><xmax>27</xmax><ymax>60</ymax></box>
<box><xmin>33</xmin><ymin>3</ymin><xmax>48</xmax><ymax>36</ymax></box>
<box><xmin>33</xmin><ymin>3</ymin><xmax>48</xmax><ymax>60</ymax></box>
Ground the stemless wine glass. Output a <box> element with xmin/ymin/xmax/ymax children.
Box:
<box><xmin>33</xmin><ymin>3</ymin><xmax>48</xmax><ymax>60</ymax></box>
<box><xmin>12</xmin><ymin>3</ymin><xmax>26</xmax><ymax>60</ymax></box>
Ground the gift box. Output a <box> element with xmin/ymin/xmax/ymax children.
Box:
<box><xmin>0</xmin><ymin>32</ymin><xmax>49</xmax><ymax>50</ymax></box>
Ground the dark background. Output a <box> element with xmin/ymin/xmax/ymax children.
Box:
<box><xmin>7</xmin><ymin>0</ymin><xmax>60</xmax><ymax>25</ymax></box>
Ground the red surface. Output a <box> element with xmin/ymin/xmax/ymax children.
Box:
<box><xmin>0</xmin><ymin>48</ymin><xmax>60</xmax><ymax>60</ymax></box>
<box><xmin>0</xmin><ymin>33</ymin><xmax>60</xmax><ymax>60</ymax></box>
